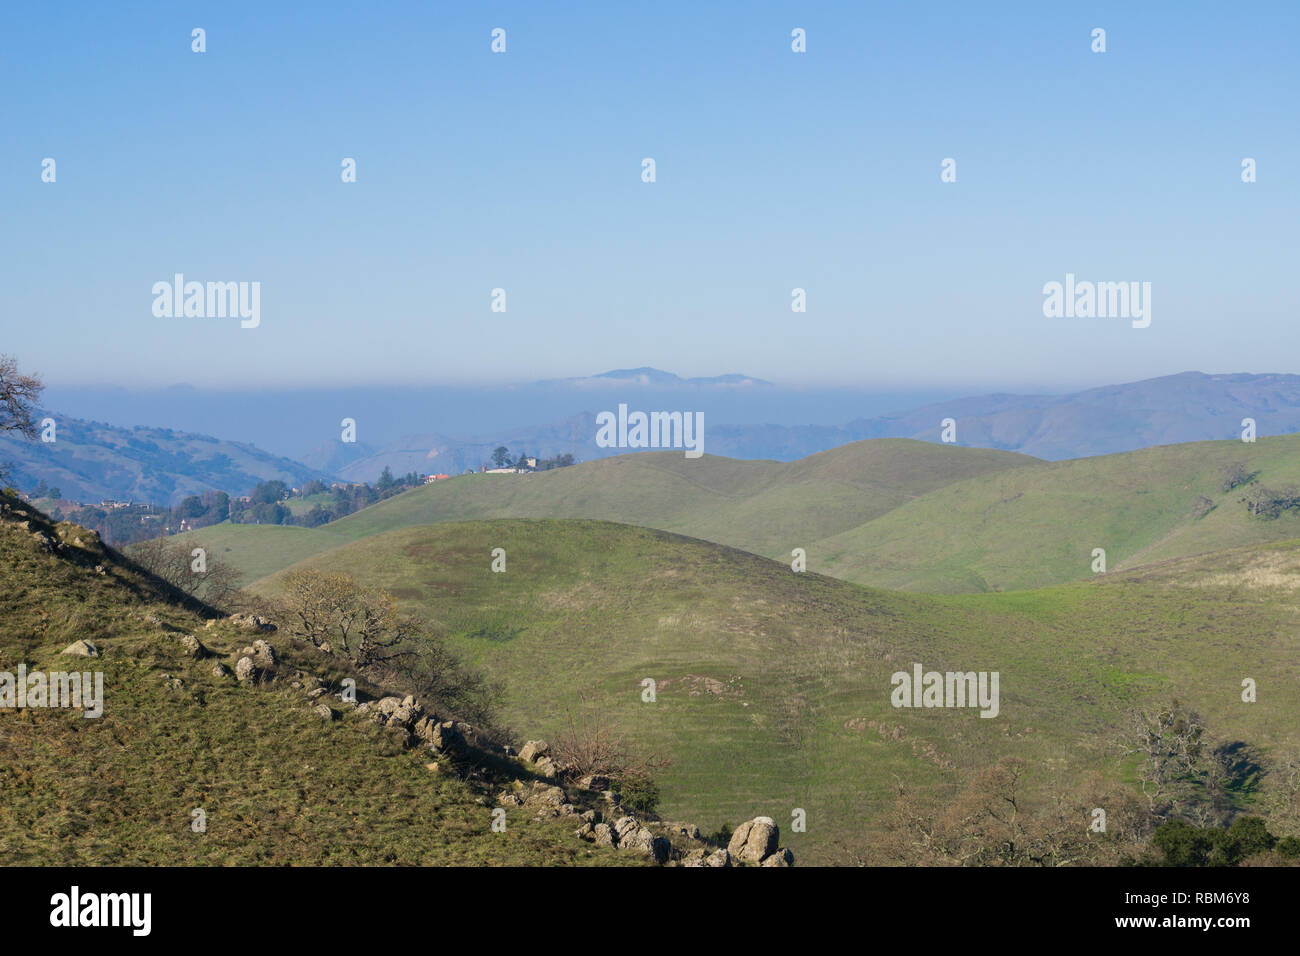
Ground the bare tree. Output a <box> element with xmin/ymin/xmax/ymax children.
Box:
<box><xmin>877</xmin><ymin>758</ymin><xmax>1150</xmax><ymax>867</ymax></box>
<box><xmin>553</xmin><ymin>695</ymin><xmax>668</xmax><ymax>781</ymax></box>
<box><xmin>131</xmin><ymin>534</ymin><xmax>244</xmax><ymax>611</ymax></box>
<box><xmin>0</xmin><ymin>355</ymin><xmax>45</xmax><ymax>486</ymax></box>
<box><xmin>1117</xmin><ymin>699</ymin><xmax>1209</xmax><ymax>816</ymax></box>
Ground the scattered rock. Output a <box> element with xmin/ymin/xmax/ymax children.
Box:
<box><xmin>229</xmin><ymin>613</ymin><xmax>276</xmax><ymax>633</ymax></box>
<box><xmin>234</xmin><ymin>657</ymin><xmax>257</xmax><ymax>681</ymax></box>
<box><xmin>593</xmin><ymin>823</ymin><xmax>615</xmax><ymax>847</ymax></box>
<box><xmin>60</xmin><ymin>640</ymin><xmax>99</xmax><ymax>658</ymax></box>
<box><xmin>179</xmin><ymin>634</ymin><xmax>206</xmax><ymax>658</ymax></box>
<box><xmin>314</xmin><ymin>703</ymin><xmax>336</xmax><ymax>722</ymax></box>
<box><xmin>211</xmin><ymin>663</ymin><xmax>231</xmax><ymax>678</ymax></box>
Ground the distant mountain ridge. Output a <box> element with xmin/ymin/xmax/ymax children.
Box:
<box><xmin>0</xmin><ymin>411</ymin><xmax>331</xmax><ymax>505</ymax></box>
<box><xmin>16</xmin><ymin>370</ymin><xmax>1300</xmax><ymax>499</ymax></box>
<box><xmin>333</xmin><ymin>371</ymin><xmax>1300</xmax><ymax>481</ymax></box>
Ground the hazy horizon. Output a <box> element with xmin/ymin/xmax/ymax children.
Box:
<box><xmin>6</xmin><ymin>1</ymin><xmax>1297</xmax><ymax>390</ymax></box>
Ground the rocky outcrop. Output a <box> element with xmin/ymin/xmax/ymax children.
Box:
<box><xmin>60</xmin><ymin>639</ymin><xmax>99</xmax><ymax>658</ymax></box>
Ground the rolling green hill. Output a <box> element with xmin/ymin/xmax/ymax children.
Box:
<box><xmin>253</xmin><ymin>518</ymin><xmax>1300</xmax><ymax>864</ymax></box>
<box><xmin>171</xmin><ymin>433</ymin><xmax>1300</xmax><ymax>598</ymax></box>
<box><xmin>174</xmin><ymin>439</ymin><xmax>1037</xmax><ymax>585</ymax></box>
<box><xmin>0</xmin><ymin>497</ymin><xmax>639</xmax><ymax>866</ymax></box>
<box><xmin>812</xmin><ymin>433</ymin><xmax>1300</xmax><ymax>592</ymax></box>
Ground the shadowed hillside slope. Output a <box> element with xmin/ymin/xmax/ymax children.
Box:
<box><xmin>254</xmin><ymin>518</ymin><xmax>1300</xmax><ymax>863</ymax></box>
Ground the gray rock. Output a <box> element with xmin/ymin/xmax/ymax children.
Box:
<box><xmin>314</xmin><ymin>703</ymin><xmax>336</xmax><ymax>721</ymax></box>
<box><xmin>430</xmin><ymin>720</ymin><xmax>461</xmax><ymax>751</ymax></box>
<box><xmin>251</xmin><ymin>639</ymin><xmax>277</xmax><ymax>665</ymax></box>
<box><xmin>702</xmin><ymin>848</ymin><xmax>732</xmax><ymax>867</ymax></box>
<box><xmin>525</xmin><ymin>783</ymin><xmax>566</xmax><ymax>808</ymax></box>
<box><xmin>60</xmin><ymin>640</ymin><xmax>99</xmax><ymax>658</ymax></box>
<box><xmin>761</xmin><ymin>847</ymin><xmax>795</xmax><ymax>867</ymax></box>
<box><xmin>727</xmin><ymin>817</ymin><xmax>779</xmax><ymax>865</ymax></box>
<box><xmin>179</xmin><ymin>634</ymin><xmax>205</xmax><ymax>658</ymax></box>
<box><xmin>519</xmin><ymin>739</ymin><xmax>549</xmax><ymax>762</ymax></box>
<box><xmin>230</xmin><ymin>614</ymin><xmax>276</xmax><ymax>633</ymax></box>
<box><xmin>234</xmin><ymin>656</ymin><xmax>257</xmax><ymax>681</ymax></box>
<box><xmin>593</xmin><ymin>823</ymin><xmax>615</xmax><ymax>847</ymax></box>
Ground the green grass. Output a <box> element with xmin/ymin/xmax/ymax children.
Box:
<box><xmin>253</xmin><ymin>517</ymin><xmax>1300</xmax><ymax>863</ymax></box>
<box><xmin>812</xmin><ymin>433</ymin><xmax>1300</xmax><ymax>591</ymax></box>
<box><xmin>0</xmin><ymin>498</ymin><xmax>640</xmax><ymax>866</ymax></box>
<box><xmin>175</xmin><ymin>439</ymin><xmax>1037</xmax><ymax>586</ymax></box>
<box><xmin>174</xmin><ymin>434</ymin><xmax>1300</xmax><ymax>597</ymax></box>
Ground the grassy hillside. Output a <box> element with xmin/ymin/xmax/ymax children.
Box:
<box><xmin>175</xmin><ymin>439</ymin><xmax>1036</xmax><ymax>585</ymax></box>
<box><xmin>814</xmin><ymin>433</ymin><xmax>1300</xmax><ymax>592</ymax></box>
<box><xmin>173</xmin><ymin>433</ymin><xmax>1300</xmax><ymax>598</ymax></box>
<box><xmin>254</xmin><ymin>518</ymin><xmax>1300</xmax><ymax>864</ymax></box>
<box><xmin>0</xmin><ymin>497</ymin><xmax>638</xmax><ymax>866</ymax></box>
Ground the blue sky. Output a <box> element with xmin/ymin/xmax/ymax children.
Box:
<box><xmin>3</xmin><ymin>1</ymin><xmax>1297</xmax><ymax>390</ymax></box>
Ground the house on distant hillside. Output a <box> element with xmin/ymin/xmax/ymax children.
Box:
<box><xmin>423</xmin><ymin>474</ymin><xmax>451</xmax><ymax>484</ymax></box>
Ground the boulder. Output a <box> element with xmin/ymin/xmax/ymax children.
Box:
<box><xmin>761</xmin><ymin>848</ymin><xmax>795</xmax><ymax>867</ymax></box>
<box><xmin>593</xmin><ymin>823</ymin><xmax>615</xmax><ymax>847</ymax></box>
<box><xmin>234</xmin><ymin>657</ymin><xmax>257</xmax><ymax>682</ymax></box>
<box><xmin>389</xmin><ymin>701</ymin><xmax>421</xmax><ymax>726</ymax></box>
<box><xmin>251</xmin><ymin>639</ymin><xmax>277</xmax><ymax>666</ymax></box>
<box><xmin>211</xmin><ymin>663</ymin><xmax>231</xmax><ymax>678</ymax></box>
<box><xmin>519</xmin><ymin>740</ymin><xmax>549</xmax><ymax>762</ymax></box>
<box><xmin>314</xmin><ymin>703</ymin><xmax>336</xmax><ymax>722</ymax></box>
<box><xmin>179</xmin><ymin>634</ymin><xmax>206</xmax><ymax>658</ymax></box>
<box><xmin>413</xmin><ymin>715</ymin><xmax>437</xmax><ymax>742</ymax></box>
<box><xmin>613</xmin><ymin>816</ymin><xmax>640</xmax><ymax>844</ymax></box>
<box><xmin>727</xmin><ymin>817</ymin><xmax>779</xmax><ymax>865</ymax></box>
<box><xmin>60</xmin><ymin>640</ymin><xmax>99</xmax><ymax>658</ymax></box>
<box><xmin>524</xmin><ymin>783</ymin><xmax>565</xmax><ymax>808</ymax></box>
<box><xmin>230</xmin><ymin>614</ymin><xmax>276</xmax><ymax>633</ymax></box>
<box><xmin>534</xmin><ymin>756</ymin><xmax>561</xmax><ymax>779</ymax></box>
<box><xmin>430</xmin><ymin>720</ymin><xmax>461</xmax><ymax>751</ymax></box>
